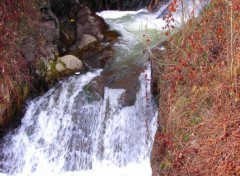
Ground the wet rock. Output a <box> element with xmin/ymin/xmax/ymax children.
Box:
<box><xmin>59</xmin><ymin>20</ymin><xmax>76</xmax><ymax>47</ymax></box>
<box><xmin>86</xmin><ymin>64</ymin><xmax>144</xmax><ymax>107</ymax></box>
<box><xmin>151</xmin><ymin>130</ymin><xmax>167</xmax><ymax>176</ymax></box>
<box><xmin>67</xmin><ymin>35</ymin><xmax>100</xmax><ymax>63</ymax></box>
<box><xmin>67</xmin><ymin>36</ymin><xmax>116</xmax><ymax>69</ymax></box>
<box><xmin>77</xmin><ymin>34</ymin><xmax>97</xmax><ymax>50</ymax></box>
<box><xmin>76</xmin><ymin>14</ymin><xmax>106</xmax><ymax>41</ymax></box>
<box><xmin>103</xmin><ymin>30</ymin><xmax>121</xmax><ymax>43</ymax></box>
<box><xmin>75</xmin><ymin>5</ymin><xmax>107</xmax><ymax>41</ymax></box>
<box><xmin>76</xmin><ymin>5</ymin><xmax>92</xmax><ymax>18</ymax></box>
<box><xmin>99</xmin><ymin>46</ymin><xmax>116</xmax><ymax>67</ymax></box>
<box><xmin>76</xmin><ymin>45</ymin><xmax>115</xmax><ymax>69</ymax></box>
<box><xmin>92</xmin><ymin>14</ymin><xmax>108</xmax><ymax>33</ymax></box>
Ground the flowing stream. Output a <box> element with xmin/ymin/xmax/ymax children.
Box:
<box><xmin>0</xmin><ymin>8</ymin><xmax>163</xmax><ymax>176</ymax></box>
<box><xmin>0</xmin><ymin>1</ymin><xmax>207</xmax><ymax>175</ymax></box>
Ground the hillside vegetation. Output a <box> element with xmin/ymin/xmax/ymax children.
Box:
<box><xmin>0</xmin><ymin>0</ymin><xmax>40</xmax><ymax>128</ymax></box>
<box><xmin>153</xmin><ymin>0</ymin><xmax>240</xmax><ymax>175</ymax></box>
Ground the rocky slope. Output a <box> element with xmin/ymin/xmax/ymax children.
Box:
<box><xmin>0</xmin><ymin>0</ymin><xmax>119</xmax><ymax>134</ymax></box>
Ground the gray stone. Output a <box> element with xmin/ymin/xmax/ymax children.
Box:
<box><xmin>55</xmin><ymin>62</ymin><xmax>66</xmax><ymax>72</ymax></box>
<box><xmin>78</xmin><ymin>34</ymin><xmax>97</xmax><ymax>50</ymax></box>
<box><xmin>21</xmin><ymin>37</ymin><xmax>37</xmax><ymax>62</ymax></box>
<box><xmin>47</xmin><ymin>55</ymin><xmax>84</xmax><ymax>80</ymax></box>
<box><xmin>77</xmin><ymin>6</ymin><xmax>92</xmax><ymax>18</ymax></box>
<box><xmin>39</xmin><ymin>20</ymin><xmax>59</xmax><ymax>43</ymax></box>
<box><xmin>57</xmin><ymin>55</ymin><xmax>83</xmax><ymax>71</ymax></box>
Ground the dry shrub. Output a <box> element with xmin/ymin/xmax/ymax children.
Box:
<box><xmin>0</xmin><ymin>0</ymin><xmax>39</xmax><ymax>126</ymax></box>
<box><xmin>153</xmin><ymin>0</ymin><xmax>240</xmax><ymax>175</ymax></box>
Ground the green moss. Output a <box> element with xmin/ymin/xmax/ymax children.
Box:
<box><xmin>191</xmin><ymin>115</ymin><xmax>202</xmax><ymax>126</ymax></box>
<box><xmin>0</xmin><ymin>103</ymin><xmax>6</xmax><ymax>110</ymax></box>
<box><xmin>202</xmin><ymin>97</ymin><xmax>213</xmax><ymax>109</ymax></box>
<box><xmin>203</xmin><ymin>2</ymin><xmax>214</xmax><ymax>12</ymax></box>
<box><xmin>37</xmin><ymin>60</ymin><xmax>47</xmax><ymax>76</ymax></box>
<box><xmin>33</xmin><ymin>0</ymin><xmax>45</xmax><ymax>8</ymax></box>
<box><xmin>159</xmin><ymin>162</ymin><xmax>166</xmax><ymax>170</ymax></box>
<box><xmin>22</xmin><ymin>83</ymin><xmax>30</xmax><ymax>100</ymax></box>
<box><xmin>47</xmin><ymin>59</ymin><xmax>60</xmax><ymax>79</ymax></box>
<box><xmin>159</xmin><ymin>160</ymin><xmax>171</xmax><ymax>171</ymax></box>
<box><xmin>50</xmin><ymin>60</ymin><xmax>58</xmax><ymax>73</ymax></box>
<box><xmin>175</xmin><ymin>96</ymin><xmax>190</xmax><ymax>110</ymax></box>
<box><xmin>182</xmin><ymin>134</ymin><xmax>190</xmax><ymax>142</ymax></box>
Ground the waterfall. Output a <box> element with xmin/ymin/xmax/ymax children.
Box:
<box><xmin>0</xmin><ymin>1</ymin><xmax>211</xmax><ymax>175</ymax></box>
<box><xmin>0</xmin><ymin>62</ymin><xmax>157</xmax><ymax>176</ymax></box>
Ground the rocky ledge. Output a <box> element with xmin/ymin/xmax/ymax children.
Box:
<box><xmin>22</xmin><ymin>0</ymin><xmax>121</xmax><ymax>84</ymax></box>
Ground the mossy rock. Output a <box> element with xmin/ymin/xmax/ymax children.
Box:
<box><xmin>47</xmin><ymin>55</ymin><xmax>85</xmax><ymax>80</ymax></box>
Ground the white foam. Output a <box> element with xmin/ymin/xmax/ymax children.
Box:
<box><xmin>0</xmin><ymin>160</ymin><xmax>151</xmax><ymax>176</ymax></box>
<box><xmin>97</xmin><ymin>9</ymin><xmax>148</xmax><ymax>19</ymax></box>
<box><xmin>0</xmin><ymin>64</ymin><xmax>157</xmax><ymax>176</ymax></box>
<box><xmin>58</xmin><ymin>160</ymin><xmax>152</xmax><ymax>176</ymax></box>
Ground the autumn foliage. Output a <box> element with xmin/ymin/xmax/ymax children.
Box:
<box><xmin>0</xmin><ymin>0</ymin><xmax>39</xmax><ymax>127</ymax></box>
<box><xmin>153</xmin><ymin>0</ymin><xmax>240</xmax><ymax>175</ymax></box>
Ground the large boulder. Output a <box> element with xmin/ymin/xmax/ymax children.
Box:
<box><xmin>67</xmin><ymin>34</ymin><xmax>99</xmax><ymax>61</ymax></box>
<box><xmin>57</xmin><ymin>55</ymin><xmax>84</xmax><ymax>71</ymax></box>
<box><xmin>67</xmin><ymin>35</ymin><xmax>116</xmax><ymax>69</ymax></box>
<box><xmin>80</xmin><ymin>45</ymin><xmax>116</xmax><ymax>69</ymax></box>
<box><xmin>77</xmin><ymin>34</ymin><xmax>97</xmax><ymax>50</ymax></box>
<box><xmin>47</xmin><ymin>55</ymin><xmax>84</xmax><ymax>79</ymax></box>
<box><xmin>76</xmin><ymin>6</ymin><xmax>107</xmax><ymax>41</ymax></box>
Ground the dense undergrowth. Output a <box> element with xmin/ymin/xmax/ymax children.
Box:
<box><xmin>0</xmin><ymin>0</ymin><xmax>41</xmax><ymax>128</ymax></box>
<box><xmin>153</xmin><ymin>0</ymin><xmax>240</xmax><ymax>175</ymax></box>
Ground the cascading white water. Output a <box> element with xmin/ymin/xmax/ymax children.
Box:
<box><xmin>0</xmin><ymin>63</ymin><xmax>157</xmax><ymax>176</ymax></box>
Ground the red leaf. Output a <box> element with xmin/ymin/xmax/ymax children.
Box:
<box><xmin>165</xmin><ymin>31</ymin><xmax>170</xmax><ymax>36</ymax></box>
